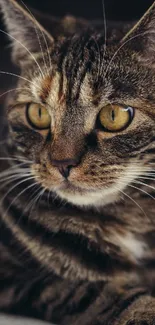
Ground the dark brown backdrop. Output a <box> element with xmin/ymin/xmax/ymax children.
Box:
<box><xmin>24</xmin><ymin>0</ymin><xmax>154</xmax><ymax>20</ymax></box>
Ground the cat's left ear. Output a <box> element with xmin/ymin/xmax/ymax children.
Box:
<box><xmin>0</xmin><ymin>0</ymin><xmax>54</xmax><ymax>66</ymax></box>
<box><xmin>121</xmin><ymin>2</ymin><xmax>155</xmax><ymax>65</ymax></box>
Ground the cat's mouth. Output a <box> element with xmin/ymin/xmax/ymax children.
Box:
<box><xmin>58</xmin><ymin>179</ymin><xmax>101</xmax><ymax>194</ymax></box>
<box><xmin>58</xmin><ymin>179</ymin><xmax>98</xmax><ymax>193</ymax></box>
<box><xmin>54</xmin><ymin>180</ymin><xmax>119</xmax><ymax>207</ymax></box>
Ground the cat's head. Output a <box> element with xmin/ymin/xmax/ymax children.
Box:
<box><xmin>1</xmin><ymin>0</ymin><xmax>155</xmax><ymax>208</ymax></box>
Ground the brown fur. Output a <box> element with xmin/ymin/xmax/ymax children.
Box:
<box><xmin>1</xmin><ymin>0</ymin><xmax>155</xmax><ymax>324</ymax></box>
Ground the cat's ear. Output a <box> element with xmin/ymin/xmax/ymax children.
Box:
<box><xmin>0</xmin><ymin>0</ymin><xmax>54</xmax><ymax>66</ymax></box>
<box><xmin>121</xmin><ymin>2</ymin><xmax>155</xmax><ymax>65</ymax></box>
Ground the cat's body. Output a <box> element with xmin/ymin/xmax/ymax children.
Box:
<box><xmin>1</xmin><ymin>0</ymin><xmax>155</xmax><ymax>324</ymax></box>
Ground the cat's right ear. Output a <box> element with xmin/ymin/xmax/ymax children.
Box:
<box><xmin>0</xmin><ymin>0</ymin><xmax>54</xmax><ymax>66</ymax></box>
<box><xmin>121</xmin><ymin>2</ymin><xmax>155</xmax><ymax>65</ymax></box>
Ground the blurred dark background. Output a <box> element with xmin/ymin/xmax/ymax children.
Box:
<box><xmin>20</xmin><ymin>0</ymin><xmax>154</xmax><ymax>20</ymax></box>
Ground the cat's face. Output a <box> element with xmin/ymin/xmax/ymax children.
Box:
<box><xmin>2</xmin><ymin>0</ymin><xmax>155</xmax><ymax>207</ymax></box>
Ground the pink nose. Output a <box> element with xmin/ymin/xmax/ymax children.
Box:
<box><xmin>51</xmin><ymin>159</ymin><xmax>79</xmax><ymax>178</ymax></box>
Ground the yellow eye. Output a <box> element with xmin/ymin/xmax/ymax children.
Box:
<box><xmin>98</xmin><ymin>104</ymin><xmax>134</xmax><ymax>132</ymax></box>
<box><xmin>27</xmin><ymin>103</ymin><xmax>51</xmax><ymax>129</ymax></box>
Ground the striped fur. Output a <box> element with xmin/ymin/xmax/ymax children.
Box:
<box><xmin>1</xmin><ymin>0</ymin><xmax>155</xmax><ymax>324</ymax></box>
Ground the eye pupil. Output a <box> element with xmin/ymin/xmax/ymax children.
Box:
<box><xmin>111</xmin><ymin>110</ymin><xmax>115</xmax><ymax>121</ymax></box>
<box><xmin>38</xmin><ymin>107</ymin><xmax>42</xmax><ymax>119</ymax></box>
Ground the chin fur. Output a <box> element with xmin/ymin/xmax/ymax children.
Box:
<box><xmin>56</xmin><ymin>187</ymin><xmax>120</xmax><ymax>207</ymax></box>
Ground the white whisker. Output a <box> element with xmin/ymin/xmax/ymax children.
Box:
<box><xmin>0</xmin><ymin>28</ymin><xmax>44</xmax><ymax>78</ymax></box>
<box><xmin>27</xmin><ymin>187</ymin><xmax>45</xmax><ymax>222</ymax></box>
<box><xmin>114</xmin><ymin>185</ymin><xmax>148</xmax><ymax>218</ymax></box>
<box><xmin>21</xmin><ymin>0</ymin><xmax>52</xmax><ymax>73</ymax></box>
<box><xmin>47</xmin><ymin>189</ymin><xmax>51</xmax><ymax>209</ymax></box>
<box><xmin>0</xmin><ymin>157</ymin><xmax>32</xmax><ymax>163</ymax></box>
<box><xmin>0</xmin><ymin>166</ymin><xmax>31</xmax><ymax>179</ymax></box>
<box><xmin>27</xmin><ymin>186</ymin><xmax>42</xmax><ymax>211</ymax></box>
<box><xmin>132</xmin><ymin>179</ymin><xmax>155</xmax><ymax>193</ymax></box>
<box><xmin>0</xmin><ymin>70</ymin><xmax>41</xmax><ymax>90</ymax></box>
<box><xmin>0</xmin><ymin>171</ymin><xmax>31</xmax><ymax>184</ymax></box>
<box><xmin>36</xmin><ymin>188</ymin><xmax>46</xmax><ymax>208</ymax></box>
<box><xmin>20</xmin><ymin>0</ymin><xmax>48</xmax><ymax>74</ymax></box>
<box><xmin>104</xmin><ymin>30</ymin><xmax>151</xmax><ymax>79</ymax></box>
<box><xmin>0</xmin><ymin>161</ymin><xmax>30</xmax><ymax>173</ymax></box>
<box><xmin>0</xmin><ymin>173</ymin><xmax>32</xmax><ymax>191</ymax></box>
<box><xmin>102</xmin><ymin>0</ymin><xmax>107</xmax><ymax>47</ymax></box>
<box><xmin>122</xmin><ymin>174</ymin><xmax>155</xmax><ymax>181</ymax></box>
<box><xmin>0</xmin><ymin>175</ymin><xmax>36</xmax><ymax>205</ymax></box>
<box><xmin>0</xmin><ymin>87</ymin><xmax>31</xmax><ymax>100</ymax></box>
<box><xmin>118</xmin><ymin>180</ymin><xmax>155</xmax><ymax>201</ymax></box>
<box><xmin>100</xmin><ymin>0</ymin><xmax>107</xmax><ymax>73</ymax></box>
<box><xmin>92</xmin><ymin>37</ymin><xmax>101</xmax><ymax>81</ymax></box>
<box><xmin>3</xmin><ymin>181</ymin><xmax>39</xmax><ymax>219</ymax></box>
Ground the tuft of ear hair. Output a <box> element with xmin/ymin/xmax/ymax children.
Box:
<box><xmin>0</xmin><ymin>0</ymin><xmax>54</xmax><ymax>66</ymax></box>
<box><xmin>122</xmin><ymin>1</ymin><xmax>155</xmax><ymax>65</ymax></box>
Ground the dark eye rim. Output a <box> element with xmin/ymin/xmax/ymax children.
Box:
<box><xmin>95</xmin><ymin>104</ymin><xmax>135</xmax><ymax>133</ymax></box>
<box><xmin>26</xmin><ymin>103</ymin><xmax>51</xmax><ymax>130</ymax></box>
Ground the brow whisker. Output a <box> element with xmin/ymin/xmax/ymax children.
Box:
<box><xmin>0</xmin><ymin>70</ymin><xmax>41</xmax><ymax>90</ymax></box>
<box><xmin>0</xmin><ymin>87</ymin><xmax>31</xmax><ymax>100</ymax></box>
<box><xmin>21</xmin><ymin>0</ymin><xmax>52</xmax><ymax>73</ymax></box>
<box><xmin>92</xmin><ymin>37</ymin><xmax>101</xmax><ymax>82</ymax></box>
<box><xmin>100</xmin><ymin>0</ymin><xmax>107</xmax><ymax>73</ymax></box>
<box><xmin>0</xmin><ymin>28</ymin><xmax>44</xmax><ymax>78</ymax></box>
<box><xmin>104</xmin><ymin>30</ymin><xmax>151</xmax><ymax>79</ymax></box>
<box><xmin>20</xmin><ymin>0</ymin><xmax>48</xmax><ymax>74</ymax></box>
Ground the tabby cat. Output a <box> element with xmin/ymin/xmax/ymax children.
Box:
<box><xmin>1</xmin><ymin>0</ymin><xmax>155</xmax><ymax>324</ymax></box>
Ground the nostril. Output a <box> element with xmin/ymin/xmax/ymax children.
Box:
<box><xmin>51</xmin><ymin>159</ymin><xmax>80</xmax><ymax>178</ymax></box>
<box><xmin>58</xmin><ymin>166</ymin><xmax>70</xmax><ymax>178</ymax></box>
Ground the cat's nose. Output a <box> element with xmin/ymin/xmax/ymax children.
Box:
<box><xmin>51</xmin><ymin>159</ymin><xmax>79</xmax><ymax>178</ymax></box>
